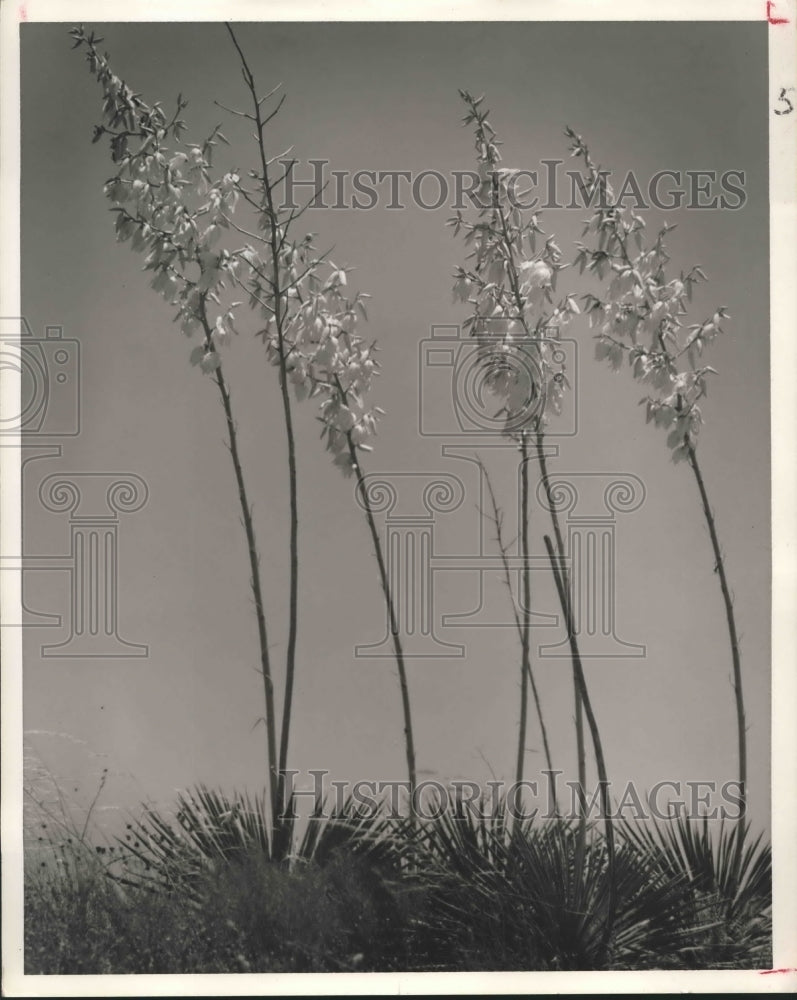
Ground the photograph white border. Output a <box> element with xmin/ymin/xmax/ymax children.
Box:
<box><xmin>2</xmin><ymin>0</ymin><xmax>795</xmax><ymax>994</ymax></box>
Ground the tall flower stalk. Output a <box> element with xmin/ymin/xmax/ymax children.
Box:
<box><xmin>72</xmin><ymin>24</ymin><xmax>417</xmax><ymax>849</ymax></box>
<box><xmin>449</xmin><ymin>92</ymin><xmax>569</xmax><ymax>793</ymax></box>
<box><xmin>262</xmin><ymin>263</ymin><xmax>418</xmax><ymax>798</ymax></box>
<box><xmin>222</xmin><ymin>25</ymin><xmax>301</xmax><ymax>838</ymax></box>
<box><xmin>566</xmin><ymin>128</ymin><xmax>748</xmax><ymax>828</ymax></box>
<box><xmin>219</xmin><ymin>27</ymin><xmax>417</xmax><ymax>801</ymax></box>
<box><xmin>449</xmin><ymin>94</ymin><xmax>573</xmax><ymax>759</ymax></box>
<box><xmin>234</xmin><ymin>214</ymin><xmax>418</xmax><ymax>801</ymax></box>
<box><xmin>70</xmin><ymin>27</ymin><xmax>281</xmax><ymax>827</ymax></box>
<box><xmin>450</xmin><ymin>94</ymin><xmax>616</xmax><ymax>935</ymax></box>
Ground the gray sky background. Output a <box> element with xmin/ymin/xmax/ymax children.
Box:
<box><xmin>19</xmin><ymin>21</ymin><xmax>770</xmax><ymax>834</ymax></box>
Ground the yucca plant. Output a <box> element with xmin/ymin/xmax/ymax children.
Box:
<box><xmin>222</xmin><ymin>23</ymin><xmax>419</xmax><ymax>809</ymax></box>
<box><xmin>566</xmin><ymin>128</ymin><xmax>750</xmax><ymax>836</ymax></box>
<box><xmin>111</xmin><ymin>785</ymin><xmax>428</xmax><ymax>971</ymax></box>
<box><xmin>450</xmin><ymin>90</ymin><xmax>617</xmax><ymax>943</ymax></box>
<box><xmin>72</xmin><ymin>23</ymin><xmax>419</xmax><ymax>846</ymax></box>
<box><xmin>398</xmin><ymin>798</ymin><xmax>520</xmax><ymax>969</ymax></box>
<box><xmin>27</xmin><ymin>786</ymin><xmax>425</xmax><ymax>974</ymax></box>
<box><xmin>507</xmin><ymin>820</ymin><xmax>715</xmax><ymax>970</ymax></box>
<box><xmin>619</xmin><ymin>814</ymin><xmax>772</xmax><ymax>968</ymax></box>
<box><xmin>405</xmin><ymin>802</ymin><xmax>733</xmax><ymax>971</ymax></box>
<box><xmin>449</xmin><ymin>92</ymin><xmax>579</xmax><ymax>803</ymax></box>
<box><xmin>116</xmin><ymin>784</ymin><xmax>412</xmax><ymax>895</ymax></box>
<box><xmin>70</xmin><ymin>24</ymin><xmax>284</xmax><ymax>831</ymax></box>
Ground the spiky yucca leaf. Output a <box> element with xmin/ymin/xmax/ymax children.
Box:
<box><xmin>406</xmin><ymin>808</ymin><xmax>723</xmax><ymax>971</ymax></box>
<box><xmin>619</xmin><ymin>814</ymin><xmax>771</xmax><ymax>968</ymax></box>
<box><xmin>405</xmin><ymin>797</ymin><xmax>511</xmax><ymax>875</ymax></box>
<box><xmin>117</xmin><ymin>785</ymin><xmax>410</xmax><ymax>900</ymax></box>
<box><xmin>296</xmin><ymin>793</ymin><xmax>410</xmax><ymax>869</ymax></box>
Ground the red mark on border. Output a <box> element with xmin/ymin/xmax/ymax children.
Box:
<box><xmin>767</xmin><ymin>1</ymin><xmax>789</xmax><ymax>23</ymax></box>
<box><xmin>760</xmin><ymin>967</ymin><xmax>797</xmax><ymax>975</ymax></box>
<box><xmin>19</xmin><ymin>3</ymin><xmax>27</xmax><ymax>21</ymax></box>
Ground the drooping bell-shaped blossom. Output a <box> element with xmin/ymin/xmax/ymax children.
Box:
<box><xmin>72</xmin><ymin>25</ymin><xmax>245</xmax><ymax>364</ymax></box>
<box><xmin>449</xmin><ymin>91</ymin><xmax>576</xmax><ymax>441</ymax></box>
<box><xmin>567</xmin><ymin>127</ymin><xmax>729</xmax><ymax>462</ymax></box>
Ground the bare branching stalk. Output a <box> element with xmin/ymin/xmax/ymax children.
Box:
<box><xmin>225</xmin><ymin>24</ymin><xmax>300</xmax><ymax>837</ymax></box>
<box><xmin>346</xmin><ymin>433</ymin><xmax>417</xmax><ymax>802</ymax></box>
<box><xmin>478</xmin><ymin>456</ymin><xmax>557</xmax><ymax>810</ymax></box>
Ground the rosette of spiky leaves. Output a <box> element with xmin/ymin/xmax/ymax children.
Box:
<box><xmin>448</xmin><ymin>92</ymin><xmax>580</xmax><ymax>438</ymax></box>
<box><xmin>117</xmin><ymin>785</ymin><xmax>411</xmax><ymax>903</ymax></box>
<box><xmin>619</xmin><ymin>815</ymin><xmax>771</xmax><ymax>968</ymax></box>
<box><xmin>406</xmin><ymin>802</ymin><xmax>717</xmax><ymax>971</ymax></box>
<box><xmin>566</xmin><ymin>127</ymin><xmax>730</xmax><ymax>463</ymax></box>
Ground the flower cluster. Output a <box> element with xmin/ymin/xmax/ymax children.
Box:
<box><xmin>231</xmin><ymin>220</ymin><xmax>382</xmax><ymax>476</ymax></box>
<box><xmin>566</xmin><ymin>127</ymin><xmax>729</xmax><ymax>462</ymax></box>
<box><xmin>73</xmin><ymin>26</ymin><xmax>383</xmax><ymax>475</ymax></box>
<box><xmin>249</xmin><ymin>248</ymin><xmax>382</xmax><ymax>476</ymax></box>
<box><xmin>449</xmin><ymin>92</ymin><xmax>579</xmax><ymax>438</ymax></box>
<box><xmin>293</xmin><ymin>276</ymin><xmax>381</xmax><ymax>477</ymax></box>
<box><xmin>71</xmin><ymin>26</ymin><xmax>244</xmax><ymax>375</ymax></box>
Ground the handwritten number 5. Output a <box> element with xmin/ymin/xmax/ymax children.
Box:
<box><xmin>774</xmin><ymin>87</ymin><xmax>795</xmax><ymax>116</ymax></box>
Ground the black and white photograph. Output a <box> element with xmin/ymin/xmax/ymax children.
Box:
<box><xmin>2</xmin><ymin>1</ymin><xmax>795</xmax><ymax>993</ymax></box>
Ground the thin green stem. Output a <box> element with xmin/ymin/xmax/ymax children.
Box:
<box><xmin>572</xmin><ymin>138</ymin><xmax>748</xmax><ymax>870</ymax></box>
<box><xmin>346</xmin><ymin>433</ymin><xmax>417</xmax><ymax>802</ymax></box>
<box><xmin>198</xmin><ymin>300</ymin><xmax>279</xmax><ymax>830</ymax></box>
<box><xmin>515</xmin><ymin>434</ymin><xmax>532</xmax><ymax>797</ymax></box>
<box><xmin>544</xmin><ymin>534</ymin><xmax>617</xmax><ymax>952</ymax></box>
<box><xmin>535</xmin><ymin>433</ymin><xmax>587</xmax><ymax>842</ymax></box>
<box><xmin>226</xmin><ymin>24</ymin><xmax>300</xmax><ymax>843</ymax></box>
<box><xmin>687</xmin><ymin>440</ymin><xmax>747</xmax><ymax>821</ymax></box>
<box><xmin>213</xmin><ymin>365</ymin><xmax>279</xmax><ymax>827</ymax></box>
<box><xmin>478</xmin><ymin>457</ymin><xmax>557</xmax><ymax>811</ymax></box>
